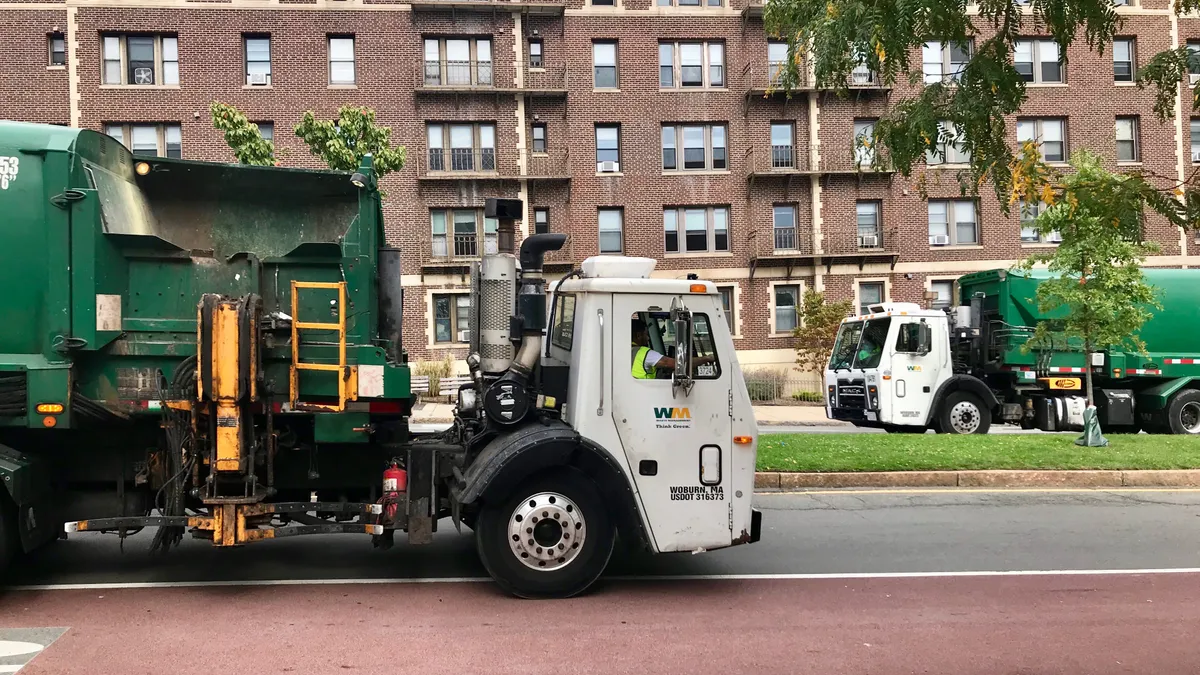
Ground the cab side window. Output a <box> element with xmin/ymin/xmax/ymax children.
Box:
<box><xmin>551</xmin><ymin>293</ymin><xmax>575</xmax><ymax>350</ymax></box>
<box><xmin>629</xmin><ymin>310</ymin><xmax>722</xmax><ymax>380</ymax></box>
<box><xmin>691</xmin><ymin>313</ymin><xmax>721</xmax><ymax>380</ymax></box>
<box><xmin>895</xmin><ymin>322</ymin><xmax>922</xmax><ymax>353</ymax></box>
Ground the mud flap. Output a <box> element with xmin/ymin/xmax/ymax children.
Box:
<box><xmin>0</xmin><ymin>444</ymin><xmax>59</xmax><ymax>552</ymax></box>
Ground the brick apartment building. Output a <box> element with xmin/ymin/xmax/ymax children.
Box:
<box><xmin>3</xmin><ymin>0</ymin><xmax>1200</xmax><ymax>378</ymax></box>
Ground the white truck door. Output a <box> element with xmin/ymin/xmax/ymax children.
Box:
<box><xmin>888</xmin><ymin>318</ymin><xmax>939</xmax><ymax>426</ymax></box>
<box><xmin>610</xmin><ymin>294</ymin><xmax>733</xmax><ymax>551</ymax></box>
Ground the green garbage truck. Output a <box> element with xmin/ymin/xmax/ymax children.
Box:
<box><xmin>825</xmin><ymin>267</ymin><xmax>1200</xmax><ymax>434</ymax></box>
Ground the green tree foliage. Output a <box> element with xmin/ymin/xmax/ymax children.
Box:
<box><xmin>794</xmin><ymin>289</ymin><xmax>855</xmax><ymax>372</ymax></box>
<box><xmin>764</xmin><ymin>0</ymin><xmax>1200</xmax><ymax>226</ymax></box>
<box><xmin>210</xmin><ymin>101</ymin><xmax>275</xmax><ymax>166</ymax></box>
<box><xmin>293</xmin><ymin>106</ymin><xmax>406</xmax><ymax>176</ymax></box>
<box><xmin>1014</xmin><ymin>151</ymin><xmax>1162</xmax><ymax>408</ymax></box>
<box><xmin>210</xmin><ymin>103</ymin><xmax>406</xmax><ymax>178</ymax></box>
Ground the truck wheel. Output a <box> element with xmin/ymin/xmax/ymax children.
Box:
<box><xmin>1167</xmin><ymin>390</ymin><xmax>1200</xmax><ymax>435</ymax></box>
<box><xmin>937</xmin><ymin>392</ymin><xmax>991</xmax><ymax>435</ymax></box>
<box><xmin>475</xmin><ymin>468</ymin><xmax>615</xmax><ymax>599</ymax></box>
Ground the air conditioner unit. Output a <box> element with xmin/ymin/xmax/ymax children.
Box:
<box><xmin>858</xmin><ymin>234</ymin><xmax>879</xmax><ymax>248</ymax></box>
<box><xmin>929</xmin><ymin>234</ymin><xmax>950</xmax><ymax>246</ymax></box>
<box><xmin>1191</xmin><ymin>73</ymin><xmax>1200</xmax><ymax>86</ymax></box>
<box><xmin>457</xmin><ymin>329</ymin><xmax>471</xmax><ymax>343</ymax></box>
<box><xmin>248</xmin><ymin>72</ymin><xmax>269</xmax><ymax>86</ymax></box>
<box><xmin>1046</xmin><ymin>232</ymin><xmax>1063</xmax><ymax>243</ymax></box>
<box><xmin>1192</xmin><ymin>149</ymin><xmax>1200</xmax><ymax>163</ymax></box>
<box><xmin>598</xmin><ymin>160</ymin><xmax>619</xmax><ymax>173</ymax></box>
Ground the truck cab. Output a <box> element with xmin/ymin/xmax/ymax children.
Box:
<box><xmin>824</xmin><ymin>302</ymin><xmax>994</xmax><ymax>434</ymax></box>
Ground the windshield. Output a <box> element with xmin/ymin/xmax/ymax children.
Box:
<box><xmin>829</xmin><ymin>322</ymin><xmax>864</xmax><ymax>370</ymax></box>
<box><xmin>852</xmin><ymin>318</ymin><xmax>891</xmax><ymax>369</ymax></box>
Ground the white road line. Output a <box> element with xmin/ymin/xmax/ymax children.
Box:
<box><xmin>0</xmin><ymin>666</ymin><xmax>24</xmax><ymax>673</ymax></box>
<box><xmin>9</xmin><ymin>568</ymin><xmax>1200</xmax><ymax>591</ymax></box>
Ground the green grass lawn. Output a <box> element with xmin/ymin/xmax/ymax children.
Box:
<box><xmin>755</xmin><ymin>433</ymin><xmax>1200</xmax><ymax>472</ymax></box>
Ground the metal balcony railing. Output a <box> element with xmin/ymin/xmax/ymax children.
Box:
<box><xmin>523</xmin><ymin>64</ymin><xmax>569</xmax><ymax>91</ymax></box>
<box><xmin>523</xmin><ymin>148</ymin><xmax>571</xmax><ymax>177</ymax></box>
<box><xmin>742</xmin><ymin>62</ymin><xmax>886</xmax><ymax>94</ymax></box>
<box><xmin>430</xmin><ymin>232</ymin><xmax>500</xmax><ymax>260</ymax></box>
<box><xmin>422</xmin><ymin>60</ymin><xmax>494</xmax><ymax>88</ymax></box>
<box><xmin>424</xmin><ymin>148</ymin><xmax>499</xmax><ymax>174</ymax></box>
<box><xmin>746</xmin><ymin>146</ymin><xmax>893</xmax><ymax>176</ymax></box>
<box><xmin>771</xmin><ymin>144</ymin><xmax>794</xmax><ymax>169</ymax></box>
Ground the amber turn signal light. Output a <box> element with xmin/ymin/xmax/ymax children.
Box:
<box><xmin>36</xmin><ymin>403</ymin><xmax>64</xmax><ymax>414</ymax></box>
<box><xmin>734</xmin><ymin>436</ymin><xmax>753</xmax><ymax>445</ymax></box>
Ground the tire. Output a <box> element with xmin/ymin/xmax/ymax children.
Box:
<box><xmin>937</xmin><ymin>391</ymin><xmax>991</xmax><ymax>435</ymax></box>
<box><xmin>0</xmin><ymin>492</ymin><xmax>15</xmax><ymax>574</ymax></box>
<box><xmin>884</xmin><ymin>424</ymin><xmax>926</xmax><ymax>434</ymax></box>
<box><xmin>1167</xmin><ymin>390</ymin><xmax>1200</xmax><ymax>435</ymax></box>
<box><xmin>475</xmin><ymin>468</ymin><xmax>616</xmax><ymax>599</ymax></box>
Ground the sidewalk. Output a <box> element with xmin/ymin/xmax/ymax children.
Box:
<box><xmin>410</xmin><ymin>400</ymin><xmax>844</xmax><ymax>427</ymax></box>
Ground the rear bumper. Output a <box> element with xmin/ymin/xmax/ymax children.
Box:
<box><xmin>750</xmin><ymin>508</ymin><xmax>761</xmax><ymax>543</ymax></box>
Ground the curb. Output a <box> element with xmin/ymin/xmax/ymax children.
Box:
<box><xmin>754</xmin><ymin>469</ymin><xmax>1200</xmax><ymax>490</ymax></box>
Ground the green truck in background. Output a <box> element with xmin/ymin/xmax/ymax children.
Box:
<box><xmin>826</xmin><ymin>268</ymin><xmax>1200</xmax><ymax>434</ymax></box>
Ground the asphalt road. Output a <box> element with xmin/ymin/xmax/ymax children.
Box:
<box><xmin>5</xmin><ymin>489</ymin><xmax>1200</xmax><ymax>673</ymax></box>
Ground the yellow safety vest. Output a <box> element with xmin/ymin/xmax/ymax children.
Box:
<box><xmin>631</xmin><ymin>346</ymin><xmax>657</xmax><ymax>379</ymax></box>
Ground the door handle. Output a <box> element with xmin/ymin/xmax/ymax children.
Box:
<box><xmin>596</xmin><ymin>308</ymin><xmax>605</xmax><ymax>417</ymax></box>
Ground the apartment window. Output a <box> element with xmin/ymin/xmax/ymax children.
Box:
<box><xmin>773</xmin><ymin>204</ymin><xmax>797</xmax><ymax>250</ymax></box>
<box><xmin>430</xmin><ymin>209</ymin><xmax>498</xmax><ymax>258</ymax></box>
<box><xmin>718</xmin><ymin>287</ymin><xmax>735</xmax><ymax>333</ymax></box>
<box><xmin>328</xmin><ymin>36</ymin><xmax>355</xmax><ymax>85</ymax></box>
<box><xmin>104</xmin><ymin>123</ymin><xmax>182</xmax><ymax>158</ymax></box>
<box><xmin>244</xmin><ymin>35</ymin><xmax>271</xmax><ymax>85</ymax></box>
<box><xmin>659</xmin><ymin>41</ymin><xmax>725</xmax><ymax>89</ymax></box>
<box><xmin>1191</xmin><ymin>119</ymin><xmax>1200</xmax><ymax>163</ymax></box>
<box><xmin>658</xmin><ymin>0</ymin><xmax>723</xmax><ymax>6</ymax></box>
<box><xmin>1113</xmin><ymin>39</ymin><xmax>1135</xmax><ymax>82</ymax></box>
<box><xmin>424</xmin><ymin>37</ymin><xmax>492</xmax><ymax>86</ymax></box>
<box><xmin>858</xmin><ymin>282</ymin><xmax>884</xmax><ymax>316</ymax></box>
<box><xmin>771</xmin><ymin>122</ymin><xmax>794</xmax><ymax>168</ymax></box>
<box><xmin>256</xmin><ymin>122</ymin><xmax>274</xmax><ymax>145</ymax></box>
<box><xmin>1189</xmin><ymin>42</ymin><xmax>1200</xmax><ymax>85</ymax></box>
<box><xmin>1014</xmin><ymin>39</ymin><xmax>1062</xmax><ymax>84</ymax></box>
<box><xmin>661</xmin><ymin>124</ymin><xmax>726</xmax><ymax>171</ymax></box>
<box><xmin>775</xmin><ymin>285</ymin><xmax>799</xmax><ymax>332</ymax></box>
<box><xmin>1017</xmin><ymin>118</ymin><xmax>1066</xmax><ymax>162</ymax></box>
<box><xmin>433</xmin><ymin>294</ymin><xmax>471</xmax><ymax>343</ymax></box>
<box><xmin>49</xmin><ymin>33</ymin><xmax>65</xmax><ymax>66</ymax></box>
<box><xmin>1019</xmin><ymin>200</ymin><xmax>1059</xmax><ymax>243</ymax></box>
<box><xmin>102</xmin><ymin>34</ymin><xmax>178</xmax><ymax>85</ymax></box>
<box><xmin>1116</xmin><ymin>116</ymin><xmax>1140</xmax><ymax>163</ymax></box>
<box><xmin>922</xmin><ymin>41</ymin><xmax>972</xmax><ymax>83</ymax></box>
<box><xmin>598</xmin><ymin>208</ymin><xmax>623</xmax><ymax>253</ymax></box>
<box><xmin>853</xmin><ymin>119</ymin><xmax>875</xmax><ymax>166</ymax></box>
<box><xmin>856</xmin><ymin>201</ymin><xmax>881</xmax><ymax>249</ymax></box>
<box><xmin>531</xmin><ymin>123</ymin><xmax>547</xmax><ymax>153</ymax></box>
<box><xmin>529</xmin><ymin>39</ymin><xmax>543</xmax><ymax>69</ymax></box>
<box><xmin>593</xmin><ymin>41</ymin><xmax>617</xmax><ymax>89</ymax></box>
<box><xmin>534</xmin><ymin>208</ymin><xmax>550</xmax><ymax>234</ymax></box>
<box><xmin>930</xmin><ymin>281</ymin><xmax>954</xmax><ymax>310</ymax></box>
<box><xmin>426</xmin><ymin>123</ymin><xmax>496</xmax><ymax>172</ymax></box>
<box><xmin>768</xmin><ymin>41</ymin><xmax>788</xmax><ymax>82</ymax></box>
<box><xmin>595</xmin><ymin>124</ymin><xmax>620</xmax><ymax>171</ymax></box>
<box><xmin>663</xmin><ymin>206</ymin><xmax>729</xmax><ymax>254</ymax></box>
<box><xmin>592</xmin><ymin>0</ymin><xmax>615</xmax><ymax>6</ymax></box>
<box><xmin>929</xmin><ymin>200</ymin><xmax>978</xmax><ymax>246</ymax></box>
<box><xmin>926</xmin><ymin>120</ymin><xmax>970</xmax><ymax>165</ymax></box>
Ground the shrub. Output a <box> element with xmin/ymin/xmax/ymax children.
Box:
<box><xmin>792</xmin><ymin>390</ymin><xmax>825</xmax><ymax>403</ymax></box>
<box><xmin>744</xmin><ymin>369</ymin><xmax>789</xmax><ymax>402</ymax></box>
<box><xmin>413</xmin><ymin>354</ymin><xmax>454</xmax><ymax>398</ymax></box>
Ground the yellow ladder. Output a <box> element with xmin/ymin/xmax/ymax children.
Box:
<box><xmin>290</xmin><ymin>281</ymin><xmax>357</xmax><ymax>412</ymax></box>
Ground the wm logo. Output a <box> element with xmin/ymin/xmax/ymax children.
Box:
<box><xmin>654</xmin><ymin>407</ymin><xmax>691</xmax><ymax>419</ymax></box>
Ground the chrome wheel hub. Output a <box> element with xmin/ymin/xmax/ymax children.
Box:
<box><xmin>508</xmin><ymin>492</ymin><xmax>586</xmax><ymax>572</ymax></box>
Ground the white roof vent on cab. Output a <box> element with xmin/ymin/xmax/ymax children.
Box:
<box><xmin>581</xmin><ymin>256</ymin><xmax>657</xmax><ymax>279</ymax></box>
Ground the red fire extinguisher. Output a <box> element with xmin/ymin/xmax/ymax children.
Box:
<box><xmin>382</xmin><ymin>460</ymin><xmax>407</xmax><ymax>524</ymax></box>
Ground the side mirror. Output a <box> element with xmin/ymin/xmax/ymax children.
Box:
<box><xmin>670</xmin><ymin>299</ymin><xmax>694</xmax><ymax>399</ymax></box>
<box><xmin>917</xmin><ymin>321</ymin><xmax>932</xmax><ymax>356</ymax></box>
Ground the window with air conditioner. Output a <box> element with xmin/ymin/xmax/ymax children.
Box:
<box><xmin>424</xmin><ymin>37</ymin><xmax>493</xmax><ymax>87</ymax></box>
<box><xmin>856</xmin><ymin>201</ymin><xmax>881</xmax><ymax>249</ymax></box>
<box><xmin>659</xmin><ymin>41</ymin><xmax>725</xmax><ymax>89</ymax></box>
<box><xmin>426</xmin><ymin>122</ymin><xmax>496</xmax><ymax>173</ymax></box>
<box><xmin>1017</xmin><ymin>118</ymin><xmax>1067</xmax><ymax>163</ymax></box>
<box><xmin>48</xmin><ymin>33</ymin><xmax>66</xmax><ymax>67</ymax></box>
<box><xmin>104</xmin><ymin>123</ymin><xmax>182</xmax><ymax>158</ymax></box>
<box><xmin>922</xmin><ymin>40</ymin><xmax>972</xmax><ymax>84</ymax></box>
<box><xmin>596</xmin><ymin>124</ymin><xmax>620</xmax><ymax>172</ymax></box>
<box><xmin>244</xmin><ymin>35</ymin><xmax>271</xmax><ymax>85</ymax></box>
<box><xmin>433</xmin><ymin>294</ymin><xmax>471</xmax><ymax>344</ymax></box>
<box><xmin>928</xmin><ymin>199</ymin><xmax>978</xmax><ymax>246</ymax></box>
<box><xmin>430</xmin><ymin>208</ymin><xmax>498</xmax><ymax>258</ymax></box>
<box><xmin>926</xmin><ymin>120</ymin><xmax>970</xmax><ymax>165</ymax></box>
<box><xmin>529</xmin><ymin>39</ymin><xmax>543</xmax><ymax>69</ymax></box>
<box><xmin>661</xmin><ymin>124</ymin><xmax>726</xmax><ymax>171</ymax></box>
<box><xmin>102</xmin><ymin>34</ymin><xmax>178</xmax><ymax>86</ymax></box>
<box><xmin>663</xmin><ymin>206</ymin><xmax>729</xmax><ymax>254</ymax></box>
<box><xmin>1014</xmin><ymin>39</ymin><xmax>1063</xmax><ymax>84</ymax></box>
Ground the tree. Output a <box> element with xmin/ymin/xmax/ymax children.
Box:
<box><xmin>793</xmin><ymin>289</ymin><xmax>855</xmax><ymax>372</ymax></box>
<box><xmin>763</xmin><ymin>0</ymin><xmax>1200</xmax><ymax>228</ymax></box>
<box><xmin>1014</xmin><ymin>151</ymin><xmax>1162</xmax><ymax>443</ymax></box>
<box><xmin>210</xmin><ymin>101</ymin><xmax>275</xmax><ymax>166</ymax></box>
<box><xmin>210</xmin><ymin>102</ymin><xmax>406</xmax><ymax>179</ymax></box>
